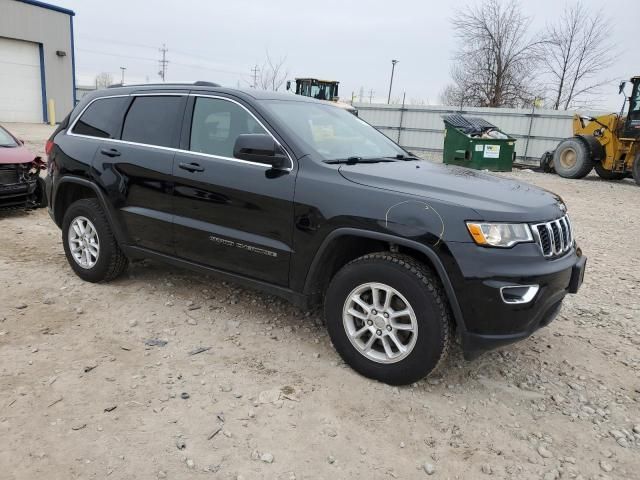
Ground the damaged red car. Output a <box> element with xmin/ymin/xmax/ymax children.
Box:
<box><xmin>0</xmin><ymin>125</ymin><xmax>46</xmax><ymax>209</ymax></box>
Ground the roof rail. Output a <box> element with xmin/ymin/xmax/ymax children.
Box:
<box><xmin>107</xmin><ymin>81</ymin><xmax>221</xmax><ymax>88</ymax></box>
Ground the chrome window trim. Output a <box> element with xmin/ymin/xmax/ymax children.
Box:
<box><xmin>66</xmin><ymin>92</ymin><xmax>294</xmax><ymax>172</ymax></box>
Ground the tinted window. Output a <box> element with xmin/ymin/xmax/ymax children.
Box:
<box><xmin>72</xmin><ymin>97</ymin><xmax>129</xmax><ymax>138</ymax></box>
<box><xmin>189</xmin><ymin>97</ymin><xmax>266</xmax><ymax>158</ymax></box>
<box><xmin>121</xmin><ymin>96</ymin><xmax>184</xmax><ymax>148</ymax></box>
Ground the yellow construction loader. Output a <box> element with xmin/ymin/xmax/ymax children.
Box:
<box><xmin>286</xmin><ymin>78</ymin><xmax>358</xmax><ymax>115</ymax></box>
<box><xmin>542</xmin><ymin>76</ymin><xmax>640</xmax><ymax>185</ymax></box>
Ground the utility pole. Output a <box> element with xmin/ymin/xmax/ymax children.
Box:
<box><xmin>387</xmin><ymin>59</ymin><xmax>399</xmax><ymax>104</ymax></box>
<box><xmin>358</xmin><ymin>86</ymin><xmax>364</xmax><ymax>103</ymax></box>
<box><xmin>368</xmin><ymin>89</ymin><xmax>374</xmax><ymax>103</ymax></box>
<box><xmin>251</xmin><ymin>65</ymin><xmax>259</xmax><ymax>89</ymax></box>
<box><xmin>158</xmin><ymin>44</ymin><xmax>168</xmax><ymax>82</ymax></box>
<box><xmin>120</xmin><ymin>66</ymin><xmax>126</xmax><ymax>85</ymax></box>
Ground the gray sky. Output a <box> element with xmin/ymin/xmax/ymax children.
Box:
<box><xmin>54</xmin><ymin>0</ymin><xmax>638</xmax><ymax>110</ymax></box>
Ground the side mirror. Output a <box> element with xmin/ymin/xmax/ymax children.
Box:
<box><xmin>619</xmin><ymin>81</ymin><xmax>627</xmax><ymax>95</ymax></box>
<box><xmin>233</xmin><ymin>134</ymin><xmax>288</xmax><ymax>169</ymax></box>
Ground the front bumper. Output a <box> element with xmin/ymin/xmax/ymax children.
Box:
<box><xmin>0</xmin><ymin>180</ymin><xmax>37</xmax><ymax>208</ymax></box>
<box><xmin>445</xmin><ymin>241</ymin><xmax>586</xmax><ymax>359</ymax></box>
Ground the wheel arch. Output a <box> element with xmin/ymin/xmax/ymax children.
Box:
<box><xmin>53</xmin><ymin>176</ymin><xmax>126</xmax><ymax>245</ymax></box>
<box><xmin>304</xmin><ymin>228</ymin><xmax>466</xmax><ymax>332</ymax></box>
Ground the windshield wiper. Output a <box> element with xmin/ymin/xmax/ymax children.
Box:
<box><xmin>324</xmin><ymin>156</ymin><xmax>393</xmax><ymax>165</ymax></box>
<box><xmin>385</xmin><ymin>154</ymin><xmax>420</xmax><ymax>161</ymax></box>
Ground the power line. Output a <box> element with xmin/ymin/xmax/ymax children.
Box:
<box><xmin>158</xmin><ymin>43</ymin><xmax>168</xmax><ymax>82</ymax></box>
<box><xmin>75</xmin><ymin>47</ymin><xmax>249</xmax><ymax>77</ymax></box>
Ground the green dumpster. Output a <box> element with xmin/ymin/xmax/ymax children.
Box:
<box><xmin>442</xmin><ymin>114</ymin><xmax>516</xmax><ymax>172</ymax></box>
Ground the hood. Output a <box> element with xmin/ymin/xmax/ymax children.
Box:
<box><xmin>0</xmin><ymin>145</ymin><xmax>37</xmax><ymax>165</ymax></box>
<box><xmin>339</xmin><ymin>160</ymin><xmax>566</xmax><ymax>222</ymax></box>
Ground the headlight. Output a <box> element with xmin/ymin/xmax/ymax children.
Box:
<box><xmin>466</xmin><ymin>222</ymin><xmax>533</xmax><ymax>247</ymax></box>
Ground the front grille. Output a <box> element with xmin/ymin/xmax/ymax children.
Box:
<box><xmin>531</xmin><ymin>215</ymin><xmax>573</xmax><ymax>257</ymax></box>
<box><xmin>0</xmin><ymin>164</ymin><xmax>19</xmax><ymax>184</ymax></box>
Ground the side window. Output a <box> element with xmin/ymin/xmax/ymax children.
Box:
<box><xmin>121</xmin><ymin>96</ymin><xmax>184</xmax><ymax>148</ymax></box>
<box><xmin>72</xmin><ymin>97</ymin><xmax>129</xmax><ymax>138</ymax></box>
<box><xmin>189</xmin><ymin>97</ymin><xmax>267</xmax><ymax>158</ymax></box>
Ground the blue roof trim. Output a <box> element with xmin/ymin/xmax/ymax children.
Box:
<box><xmin>17</xmin><ymin>0</ymin><xmax>75</xmax><ymax>16</ymax></box>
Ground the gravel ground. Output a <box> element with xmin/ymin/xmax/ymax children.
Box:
<box><xmin>1</xmin><ymin>123</ymin><xmax>639</xmax><ymax>480</ymax></box>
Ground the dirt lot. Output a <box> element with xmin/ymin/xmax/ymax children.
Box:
<box><xmin>1</xmin><ymin>123</ymin><xmax>639</xmax><ymax>480</ymax></box>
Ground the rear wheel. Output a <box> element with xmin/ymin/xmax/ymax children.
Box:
<box><xmin>553</xmin><ymin>137</ymin><xmax>593</xmax><ymax>179</ymax></box>
<box><xmin>633</xmin><ymin>153</ymin><xmax>640</xmax><ymax>187</ymax></box>
<box><xmin>594</xmin><ymin>162</ymin><xmax>625</xmax><ymax>180</ymax></box>
<box><xmin>62</xmin><ymin>198</ymin><xmax>128</xmax><ymax>282</ymax></box>
<box><xmin>324</xmin><ymin>253</ymin><xmax>452</xmax><ymax>385</ymax></box>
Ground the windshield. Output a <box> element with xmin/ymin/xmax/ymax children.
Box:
<box><xmin>0</xmin><ymin>127</ymin><xmax>18</xmax><ymax>147</ymax></box>
<box><xmin>265</xmin><ymin>101</ymin><xmax>405</xmax><ymax>161</ymax></box>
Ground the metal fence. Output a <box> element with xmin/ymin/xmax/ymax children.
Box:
<box><xmin>354</xmin><ymin>103</ymin><xmax>594</xmax><ymax>165</ymax></box>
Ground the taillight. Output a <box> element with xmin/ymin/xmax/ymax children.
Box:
<box><xmin>45</xmin><ymin>139</ymin><xmax>54</xmax><ymax>155</ymax></box>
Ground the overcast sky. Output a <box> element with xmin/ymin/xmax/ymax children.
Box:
<box><xmin>53</xmin><ymin>0</ymin><xmax>638</xmax><ymax>110</ymax></box>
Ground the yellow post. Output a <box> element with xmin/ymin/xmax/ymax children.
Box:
<box><xmin>48</xmin><ymin>99</ymin><xmax>56</xmax><ymax>126</ymax></box>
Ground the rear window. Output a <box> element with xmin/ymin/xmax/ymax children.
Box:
<box><xmin>121</xmin><ymin>96</ymin><xmax>184</xmax><ymax>148</ymax></box>
<box><xmin>72</xmin><ymin>97</ymin><xmax>130</xmax><ymax>139</ymax></box>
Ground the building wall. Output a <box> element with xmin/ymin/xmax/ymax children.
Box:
<box><xmin>355</xmin><ymin>103</ymin><xmax>605</xmax><ymax>165</ymax></box>
<box><xmin>0</xmin><ymin>0</ymin><xmax>74</xmax><ymax>121</ymax></box>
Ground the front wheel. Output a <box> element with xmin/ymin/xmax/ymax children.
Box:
<box><xmin>324</xmin><ymin>253</ymin><xmax>452</xmax><ymax>385</ymax></box>
<box><xmin>552</xmin><ymin>137</ymin><xmax>593</xmax><ymax>179</ymax></box>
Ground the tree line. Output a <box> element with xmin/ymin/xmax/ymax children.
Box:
<box><xmin>440</xmin><ymin>0</ymin><xmax>614</xmax><ymax>110</ymax></box>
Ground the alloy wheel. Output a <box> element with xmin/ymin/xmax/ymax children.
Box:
<box><xmin>342</xmin><ymin>282</ymin><xmax>418</xmax><ymax>364</ymax></box>
<box><xmin>68</xmin><ymin>216</ymin><xmax>100</xmax><ymax>269</ymax></box>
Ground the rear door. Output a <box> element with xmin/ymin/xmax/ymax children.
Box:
<box><xmin>92</xmin><ymin>93</ymin><xmax>187</xmax><ymax>254</ymax></box>
<box><xmin>171</xmin><ymin>94</ymin><xmax>296</xmax><ymax>286</ymax></box>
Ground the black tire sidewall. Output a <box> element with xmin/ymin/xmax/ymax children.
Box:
<box><xmin>325</xmin><ymin>259</ymin><xmax>447</xmax><ymax>385</ymax></box>
<box><xmin>553</xmin><ymin>138</ymin><xmax>592</xmax><ymax>178</ymax></box>
<box><xmin>594</xmin><ymin>162</ymin><xmax>624</xmax><ymax>180</ymax></box>
<box><xmin>633</xmin><ymin>154</ymin><xmax>640</xmax><ymax>186</ymax></box>
<box><xmin>62</xmin><ymin>199</ymin><xmax>119</xmax><ymax>282</ymax></box>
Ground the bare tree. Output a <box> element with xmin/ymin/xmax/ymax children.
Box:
<box><xmin>94</xmin><ymin>72</ymin><xmax>114</xmax><ymax>89</ymax></box>
<box><xmin>542</xmin><ymin>2</ymin><xmax>614</xmax><ymax>110</ymax></box>
<box><xmin>258</xmin><ymin>52</ymin><xmax>288</xmax><ymax>92</ymax></box>
<box><xmin>443</xmin><ymin>0</ymin><xmax>543</xmax><ymax>108</ymax></box>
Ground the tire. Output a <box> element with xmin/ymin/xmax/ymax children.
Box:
<box><xmin>33</xmin><ymin>176</ymin><xmax>48</xmax><ymax>208</ymax></box>
<box><xmin>540</xmin><ymin>151</ymin><xmax>554</xmax><ymax>173</ymax></box>
<box><xmin>552</xmin><ymin>137</ymin><xmax>594</xmax><ymax>179</ymax></box>
<box><xmin>633</xmin><ymin>153</ymin><xmax>640</xmax><ymax>187</ymax></box>
<box><xmin>324</xmin><ymin>253</ymin><xmax>452</xmax><ymax>385</ymax></box>
<box><xmin>62</xmin><ymin>198</ymin><xmax>128</xmax><ymax>282</ymax></box>
<box><xmin>594</xmin><ymin>162</ymin><xmax>624</xmax><ymax>180</ymax></box>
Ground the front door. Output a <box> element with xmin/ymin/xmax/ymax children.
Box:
<box><xmin>172</xmin><ymin>95</ymin><xmax>296</xmax><ymax>286</ymax></box>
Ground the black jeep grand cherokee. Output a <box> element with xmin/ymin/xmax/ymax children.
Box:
<box><xmin>45</xmin><ymin>83</ymin><xmax>586</xmax><ymax>385</ymax></box>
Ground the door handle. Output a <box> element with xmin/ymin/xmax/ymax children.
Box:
<box><xmin>100</xmin><ymin>148</ymin><xmax>121</xmax><ymax>157</ymax></box>
<box><xmin>178</xmin><ymin>162</ymin><xmax>205</xmax><ymax>173</ymax></box>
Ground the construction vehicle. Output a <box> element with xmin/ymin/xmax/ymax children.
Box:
<box><xmin>286</xmin><ymin>78</ymin><xmax>358</xmax><ymax>115</ymax></box>
<box><xmin>541</xmin><ymin>76</ymin><xmax>640</xmax><ymax>185</ymax></box>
